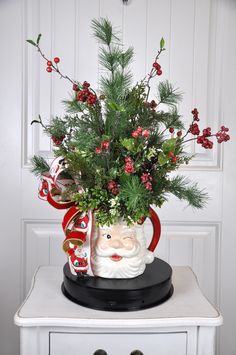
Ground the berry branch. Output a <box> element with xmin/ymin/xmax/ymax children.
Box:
<box><xmin>27</xmin><ymin>35</ymin><xmax>75</xmax><ymax>85</ymax></box>
<box><xmin>145</xmin><ymin>37</ymin><xmax>165</xmax><ymax>102</ymax></box>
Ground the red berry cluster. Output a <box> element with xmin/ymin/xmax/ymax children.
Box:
<box><xmin>95</xmin><ymin>140</ymin><xmax>110</xmax><ymax>154</ymax></box>
<box><xmin>46</xmin><ymin>57</ymin><xmax>60</xmax><ymax>73</ymax></box>
<box><xmin>191</xmin><ymin>108</ymin><xmax>200</xmax><ymax>121</ymax></box>
<box><xmin>188</xmin><ymin>108</ymin><xmax>230</xmax><ymax>149</ymax></box>
<box><xmin>169</xmin><ymin>151</ymin><xmax>177</xmax><ymax>164</ymax></box>
<box><xmin>140</xmin><ymin>173</ymin><xmax>153</xmax><ymax>191</ymax></box>
<box><xmin>51</xmin><ymin>135</ymin><xmax>65</xmax><ymax>146</ymax></box>
<box><xmin>76</xmin><ymin>81</ymin><xmax>97</xmax><ymax>106</ymax></box>
<box><xmin>196</xmin><ymin>135</ymin><xmax>213</xmax><ymax>149</ymax></box>
<box><xmin>169</xmin><ymin>127</ymin><xmax>174</xmax><ymax>133</ymax></box>
<box><xmin>132</xmin><ymin>127</ymin><xmax>150</xmax><ymax>138</ymax></box>
<box><xmin>189</xmin><ymin>123</ymin><xmax>200</xmax><ymax>135</ymax></box>
<box><xmin>216</xmin><ymin>126</ymin><xmax>230</xmax><ymax>143</ymax></box>
<box><xmin>153</xmin><ymin>62</ymin><xmax>162</xmax><ymax>76</ymax></box>
<box><xmin>124</xmin><ymin>157</ymin><xmax>135</xmax><ymax>174</ymax></box>
<box><xmin>107</xmin><ymin>180</ymin><xmax>119</xmax><ymax>195</ymax></box>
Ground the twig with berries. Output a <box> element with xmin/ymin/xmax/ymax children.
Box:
<box><xmin>145</xmin><ymin>37</ymin><xmax>165</xmax><ymax>102</ymax></box>
<box><xmin>27</xmin><ymin>34</ymin><xmax>77</xmax><ymax>86</ymax></box>
<box><xmin>181</xmin><ymin>108</ymin><xmax>230</xmax><ymax>149</ymax></box>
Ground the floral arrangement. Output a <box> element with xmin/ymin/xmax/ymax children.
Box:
<box><xmin>28</xmin><ymin>18</ymin><xmax>230</xmax><ymax>226</ymax></box>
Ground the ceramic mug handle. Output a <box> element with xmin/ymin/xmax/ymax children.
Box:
<box><xmin>147</xmin><ymin>207</ymin><xmax>161</xmax><ymax>252</ymax></box>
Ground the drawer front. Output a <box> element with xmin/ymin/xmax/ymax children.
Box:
<box><xmin>50</xmin><ymin>332</ymin><xmax>187</xmax><ymax>355</ymax></box>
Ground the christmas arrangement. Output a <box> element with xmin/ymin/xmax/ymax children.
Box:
<box><xmin>27</xmin><ymin>18</ymin><xmax>230</xmax><ymax>290</ymax></box>
<box><xmin>28</xmin><ymin>18</ymin><xmax>230</xmax><ymax>226</ymax></box>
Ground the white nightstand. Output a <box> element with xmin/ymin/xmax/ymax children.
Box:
<box><xmin>14</xmin><ymin>266</ymin><xmax>222</xmax><ymax>355</ymax></box>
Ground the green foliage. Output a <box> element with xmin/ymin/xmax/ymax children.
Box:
<box><xmin>31</xmin><ymin>155</ymin><xmax>50</xmax><ymax>176</ymax></box>
<box><xmin>158</xmin><ymin>80</ymin><xmax>183</xmax><ymax>106</ymax></box>
<box><xmin>167</xmin><ymin>175</ymin><xmax>208</xmax><ymax>208</ymax></box>
<box><xmin>91</xmin><ymin>18</ymin><xmax>119</xmax><ymax>46</ymax></box>
<box><xmin>160</xmin><ymin>37</ymin><xmax>165</xmax><ymax>50</ymax></box>
<box><xmin>45</xmin><ymin>116</ymin><xmax>67</xmax><ymax>138</ymax></box>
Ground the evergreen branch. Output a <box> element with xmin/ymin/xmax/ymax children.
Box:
<box><xmin>120</xmin><ymin>175</ymin><xmax>149</xmax><ymax>211</ymax></box>
<box><xmin>118</xmin><ymin>47</ymin><xmax>134</xmax><ymax>69</ymax></box>
<box><xmin>159</xmin><ymin>107</ymin><xmax>185</xmax><ymax>133</ymax></box>
<box><xmin>167</xmin><ymin>175</ymin><xmax>208</xmax><ymax>208</ymax></box>
<box><xmin>45</xmin><ymin>116</ymin><xmax>67</xmax><ymax>137</ymax></box>
<box><xmin>91</xmin><ymin>18</ymin><xmax>120</xmax><ymax>46</ymax></box>
<box><xmin>101</xmin><ymin>70</ymin><xmax>132</xmax><ymax>101</ymax></box>
<box><xmin>99</xmin><ymin>46</ymin><xmax>122</xmax><ymax>72</ymax></box>
<box><xmin>158</xmin><ymin>80</ymin><xmax>183</xmax><ymax>106</ymax></box>
<box><xmin>31</xmin><ymin>155</ymin><xmax>50</xmax><ymax>177</ymax></box>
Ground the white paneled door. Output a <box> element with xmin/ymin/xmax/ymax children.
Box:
<box><xmin>0</xmin><ymin>1</ymin><xmax>235</xmax><ymax>355</ymax></box>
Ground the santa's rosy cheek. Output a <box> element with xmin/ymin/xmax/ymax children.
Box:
<box><xmin>123</xmin><ymin>239</ymin><xmax>136</xmax><ymax>250</ymax></box>
<box><xmin>97</xmin><ymin>240</ymin><xmax>110</xmax><ymax>250</ymax></box>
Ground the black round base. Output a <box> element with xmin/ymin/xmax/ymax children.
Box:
<box><xmin>62</xmin><ymin>257</ymin><xmax>173</xmax><ymax>311</ymax></box>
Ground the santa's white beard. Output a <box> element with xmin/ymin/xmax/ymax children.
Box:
<box><xmin>92</xmin><ymin>252</ymin><xmax>146</xmax><ymax>278</ymax></box>
<box><xmin>91</xmin><ymin>228</ymin><xmax>154</xmax><ymax>278</ymax></box>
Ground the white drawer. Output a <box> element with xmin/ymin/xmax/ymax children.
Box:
<box><xmin>50</xmin><ymin>331</ymin><xmax>187</xmax><ymax>355</ymax></box>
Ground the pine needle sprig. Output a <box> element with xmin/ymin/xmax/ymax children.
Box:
<box><xmin>118</xmin><ymin>47</ymin><xmax>134</xmax><ymax>69</ymax></box>
<box><xmin>31</xmin><ymin>155</ymin><xmax>50</xmax><ymax>177</ymax></box>
<box><xmin>158</xmin><ymin>108</ymin><xmax>185</xmax><ymax>131</ymax></box>
<box><xmin>91</xmin><ymin>18</ymin><xmax>120</xmax><ymax>46</ymax></box>
<box><xmin>157</xmin><ymin>80</ymin><xmax>183</xmax><ymax>106</ymax></box>
<box><xmin>167</xmin><ymin>175</ymin><xmax>208</xmax><ymax>208</ymax></box>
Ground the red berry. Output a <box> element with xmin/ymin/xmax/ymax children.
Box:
<box><xmin>172</xmin><ymin>156</ymin><xmax>177</xmax><ymax>163</ymax></box>
<box><xmin>157</xmin><ymin>69</ymin><xmax>162</xmax><ymax>76</ymax></box>
<box><xmin>136</xmin><ymin>126</ymin><xmax>143</xmax><ymax>133</ymax></box>
<box><xmin>142</xmin><ymin>129</ymin><xmax>150</xmax><ymax>137</ymax></box>
<box><xmin>52</xmin><ymin>135</ymin><xmax>65</xmax><ymax>145</ymax></box>
<box><xmin>169</xmin><ymin>151</ymin><xmax>175</xmax><ymax>158</ymax></box>
<box><xmin>153</xmin><ymin>62</ymin><xmax>161</xmax><ymax>70</ymax></box>
<box><xmin>132</xmin><ymin>131</ymin><xmax>139</xmax><ymax>138</ymax></box>
<box><xmin>177</xmin><ymin>131</ymin><xmax>182</xmax><ymax>137</ymax></box>
<box><xmin>47</xmin><ymin>60</ymin><xmax>52</xmax><ymax>66</ymax></box>
<box><xmin>107</xmin><ymin>180</ymin><xmax>117</xmax><ymax>191</ymax></box>
<box><xmin>189</xmin><ymin>123</ymin><xmax>200</xmax><ymax>135</ymax></box>
<box><xmin>101</xmin><ymin>140</ymin><xmax>110</xmax><ymax>149</ymax></box>
<box><xmin>46</xmin><ymin>66</ymin><xmax>52</xmax><ymax>73</ymax></box>
<box><xmin>145</xmin><ymin>181</ymin><xmax>153</xmax><ymax>191</ymax></box>
<box><xmin>169</xmin><ymin>127</ymin><xmax>174</xmax><ymax>133</ymax></box>
<box><xmin>124</xmin><ymin>157</ymin><xmax>135</xmax><ymax>174</ymax></box>
<box><xmin>83</xmin><ymin>81</ymin><xmax>90</xmax><ymax>89</ymax></box>
<box><xmin>54</xmin><ymin>57</ymin><xmax>60</xmax><ymax>64</ymax></box>
<box><xmin>73</xmin><ymin>83</ymin><xmax>79</xmax><ymax>91</ymax></box>
<box><xmin>95</xmin><ymin>147</ymin><xmax>102</xmax><ymax>154</ymax></box>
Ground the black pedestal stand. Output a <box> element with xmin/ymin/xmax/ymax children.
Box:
<box><xmin>62</xmin><ymin>257</ymin><xmax>173</xmax><ymax>311</ymax></box>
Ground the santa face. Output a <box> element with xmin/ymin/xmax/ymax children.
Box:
<box><xmin>92</xmin><ymin>222</ymin><xmax>154</xmax><ymax>278</ymax></box>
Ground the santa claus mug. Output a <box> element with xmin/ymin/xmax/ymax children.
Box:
<box><xmin>62</xmin><ymin>207</ymin><xmax>161</xmax><ymax>279</ymax></box>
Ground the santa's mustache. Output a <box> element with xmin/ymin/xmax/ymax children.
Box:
<box><xmin>95</xmin><ymin>244</ymin><xmax>141</xmax><ymax>258</ymax></box>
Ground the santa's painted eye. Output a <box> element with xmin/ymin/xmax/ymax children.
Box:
<box><xmin>74</xmin><ymin>261</ymin><xmax>79</xmax><ymax>266</ymax></box>
<box><xmin>103</xmin><ymin>234</ymin><xmax>112</xmax><ymax>239</ymax></box>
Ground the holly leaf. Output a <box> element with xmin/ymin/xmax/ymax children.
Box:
<box><xmin>158</xmin><ymin>152</ymin><xmax>169</xmax><ymax>166</ymax></box>
<box><xmin>160</xmin><ymin>37</ymin><xmax>165</xmax><ymax>50</ymax></box>
<box><xmin>162</xmin><ymin>138</ymin><xmax>177</xmax><ymax>154</ymax></box>
<box><xmin>26</xmin><ymin>39</ymin><xmax>37</xmax><ymax>47</ymax></box>
<box><xmin>107</xmin><ymin>101</ymin><xmax>125</xmax><ymax>112</ymax></box>
<box><xmin>120</xmin><ymin>138</ymin><xmax>136</xmax><ymax>152</ymax></box>
<box><xmin>37</xmin><ymin>33</ymin><xmax>42</xmax><ymax>44</ymax></box>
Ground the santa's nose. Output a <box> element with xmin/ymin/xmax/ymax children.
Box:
<box><xmin>110</xmin><ymin>239</ymin><xmax>123</xmax><ymax>249</ymax></box>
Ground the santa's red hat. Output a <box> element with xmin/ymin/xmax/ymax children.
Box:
<box><xmin>63</xmin><ymin>230</ymin><xmax>87</xmax><ymax>253</ymax></box>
